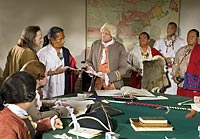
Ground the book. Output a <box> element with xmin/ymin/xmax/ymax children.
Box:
<box><xmin>96</xmin><ymin>86</ymin><xmax>155</xmax><ymax>97</ymax></box>
<box><xmin>139</xmin><ymin>116</ymin><xmax>168</xmax><ymax>124</ymax></box>
<box><xmin>129</xmin><ymin>118</ymin><xmax>173</xmax><ymax>132</ymax></box>
<box><xmin>68</xmin><ymin>127</ymin><xmax>102</xmax><ymax>138</ymax></box>
<box><xmin>120</xmin><ymin>86</ymin><xmax>155</xmax><ymax>97</ymax></box>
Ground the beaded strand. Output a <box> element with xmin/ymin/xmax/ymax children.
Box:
<box><xmin>125</xmin><ymin>101</ymin><xmax>190</xmax><ymax>111</ymax></box>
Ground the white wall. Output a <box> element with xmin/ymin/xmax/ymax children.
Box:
<box><xmin>0</xmin><ymin>0</ymin><xmax>200</xmax><ymax>77</ymax></box>
<box><xmin>179</xmin><ymin>0</ymin><xmax>200</xmax><ymax>40</ymax></box>
<box><xmin>0</xmin><ymin>0</ymin><xmax>86</xmax><ymax>76</ymax></box>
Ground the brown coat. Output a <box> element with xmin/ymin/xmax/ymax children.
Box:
<box><xmin>86</xmin><ymin>40</ymin><xmax>128</xmax><ymax>89</ymax></box>
<box><xmin>27</xmin><ymin>101</ymin><xmax>68</xmax><ymax>122</ymax></box>
<box><xmin>3</xmin><ymin>45</ymin><xmax>38</xmax><ymax>80</ymax></box>
<box><xmin>0</xmin><ymin>107</ymin><xmax>51</xmax><ymax>139</ymax></box>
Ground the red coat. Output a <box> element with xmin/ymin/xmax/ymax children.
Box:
<box><xmin>178</xmin><ymin>44</ymin><xmax>200</xmax><ymax>98</ymax></box>
<box><xmin>0</xmin><ymin>107</ymin><xmax>51</xmax><ymax>139</ymax></box>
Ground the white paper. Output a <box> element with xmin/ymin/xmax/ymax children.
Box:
<box><xmin>135</xmin><ymin>96</ymin><xmax>168</xmax><ymax>100</ymax></box>
<box><xmin>60</xmin><ymin>100</ymin><xmax>95</xmax><ymax>117</ymax></box>
<box><xmin>68</xmin><ymin>127</ymin><xmax>102</xmax><ymax>138</ymax></box>
<box><xmin>191</xmin><ymin>103</ymin><xmax>200</xmax><ymax>112</ymax></box>
<box><xmin>53</xmin><ymin>133</ymin><xmax>72</xmax><ymax>139</ymax></box>
<box><xmin>96</xmin><ymin>90</ymin><xmax>122</xmax><ymax>96</ymax></box>
<box><xmin>120</xmin><ymin>86</ymin><xmax>155</xmax><ymax>97</ymax></box>
<box><xmin>96</xmin><ymin>86</ymin><xmax>155</xmax><ymax>97</ymax></box>
<box><xmin>56</xmin><ymin>94</ymin><xmax>93</xmax><ymax>101</ymax></box>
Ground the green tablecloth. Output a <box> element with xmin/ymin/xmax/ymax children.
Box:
<box><xmin>43</xmin><ymin>94</ymin><xmax>200</xmax><ymax>139</ymax></box>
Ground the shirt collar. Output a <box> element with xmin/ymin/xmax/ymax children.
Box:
<box><xmin>102</xmin><ymin>39</ymin><xmax>115</xmax><ymax>47</ymax></box>
<box><xmin>165</xmin><ymin>35</ymin><xmax>177</xmax><ymax>41</ymax></box>
<box><xmin>47</xmin><ymin>44</ymin><xmax>63</xmax><ymax>54</ymax></box>
<box><xmin>5</xmin><ymin>104</ymin><xmax>28</xmax><ymax>116</ymax></box>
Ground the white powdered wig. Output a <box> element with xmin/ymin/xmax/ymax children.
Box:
<box><xmin>100</xmin><ymin>22</ymin><xmax>117</xmax><ymax>38</ymax></box>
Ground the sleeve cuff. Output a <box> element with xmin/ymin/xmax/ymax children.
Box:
<box><xmin>50</xmin><ymin>115</ymin><xmax>58</xmax><ymax>131</ymax></box>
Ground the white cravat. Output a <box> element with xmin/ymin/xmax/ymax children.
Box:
<box><xmin>101</xmin><ymin>48</ymin><xmax>106</xmax><ymax>64</ymax></box>
<box><xmin>101</xmin><ymin>39</ymin><xmax>115</xmax><ymax>64</ymax></box>
<box><xmin>101</xmin><ymin>39</ymin><xmax>114</xmax><ymax>47</ymax></box>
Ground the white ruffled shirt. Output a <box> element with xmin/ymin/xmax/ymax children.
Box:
<box><xmin>101</xmin><ymin>39</ymin><xmax>115</xmax><ymax>64</ymax></box>
<box><xmin>153</xmin><ymin>35</ymin><xmax>187</xmax><ymax>58</ymax></box>
<box><xmin>100</xmin><ymin>39</ymin><xmax>115</xmax><ymax>85</ymax></box>
<box><xmin>128</xmin><ymin>45</ymin><xmax>153</xmax><ymax>74</ymax></box>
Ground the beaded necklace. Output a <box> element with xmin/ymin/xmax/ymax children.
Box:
<box><xmin>141</xmin><ymin>52</ymin><xmax>149</xmax><ymax>59</ymax></box>
<box><xmin>140</xmin><ymin>47</ymin><xmax>149</xmax><ymax>59</ymax></box>
<box><xmin>164</xmin><ymin>35</ymin><xmax>177</xmax><ymax>53</ymax></box>
<box><xmin>57</xmin><ymin>52</ymin><xmax>64</xmax><ymax>60</ymax></box>
<box><xmin>179</xmin><ymin>46</ymin><xmax>193</xmax><ymax>65</ymax></box>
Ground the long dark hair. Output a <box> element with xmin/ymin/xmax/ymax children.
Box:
<box><xmin>17</xmin><ymin>26</ymin><xmax>41</xmax><ymax>52</ymax></box>
<box><xmin>0</xmin><ymin>71</ymin><xmax>36</xmax><ymax>110</ymax></box>
<box><xmin>43</xmin><ymin>26</ymin><xmax>64</xmax><ymax>47</ymax></box>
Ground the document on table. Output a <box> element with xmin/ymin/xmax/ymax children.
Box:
<box><xmin>61</xmin><ymin>99</ymin><xmax>95</xmax><ymax>117</ymax></box>
<box><xmin>96</xmin><ymin>90</ymin><xmax>122</xmax><ymax>96</ymax></box>
<box><xmin>68</xmin><ymin>127</ymin><xmax>102</xmax><ymax>138</ymax></box>
<box><xmin>135</xmin><ymin>96</ymin><xmax>168</xmax><ymax>100</ymax></box>
<box><xmin>191</xmin><ymin>103</ymin><xmax>200</xmax><ymax>112</ymax></box>
<box><xmin>96</xmin><ymin>86</ymin><xmax>155</xmax><ymax>97</ymax></box>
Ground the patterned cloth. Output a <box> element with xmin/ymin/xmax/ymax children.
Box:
<box><xmin>172</xmin><ymin>45</ymin><xmax>193</xmax><ymax>88</ymax></box>
<box><xmin>173</xmin><ymin>44</ymin><xmax>200</xmax><ymax>98</ymax></box>
<box><xmin>183</xmin><ymin>44</ymin><xmax>200</xmax><ymax>92</ymax></box>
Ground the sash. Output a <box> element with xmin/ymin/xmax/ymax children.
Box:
<box><xmin>183</xmin><ymin>44</ymin><xmax>200</xmax><ymax>91</ymax></box>
<box><xmin>62</xmin><ymin>47</ymin><xmax>71</xmax><ymax>94</ymax></box>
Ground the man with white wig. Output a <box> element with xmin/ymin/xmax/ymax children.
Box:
<box><xmin>86</xmin><ymin>22</ymin><xmax>128</xmax><ymax>90</ymax></box>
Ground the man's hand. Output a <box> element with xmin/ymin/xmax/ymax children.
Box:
<box><xmin>194</xmin><ymin>96</ymin><xmax>200</xmax><ymax>103</ymax></box>
<box><xmin>97</xmin><ymin>72</ymin><xmax>105</xmax><ymax>79</ymax></box>
<box><xmin>132</xmin><ymin>66</ymin><xmax>138</xmax><ymax>72</ymax></box>
<box><xmin>54</xmin><ymin>118</ymin><xmax>63</xmax><ymax>129</ymax></box>
<box><xmin>48</xmin><ymin>66</ymin><xmax>68</xmax><ymax>76</ymax></box>
<box><xmin>166</xmin><ymin>57</ymin><xmax>173</xmax><ymax>67</ymax></box>
<box><xmin>55</xmin><ymin>66</ymin><xmax>68</xmax><ymax>74</ymax></box>
<box><xmin>185</xmin><ymin>109</ymin><xmax>196</xmax><ymax>118</ymax></box>
<box><xmin>172</xmin><ymin>75</ymin><xmax>180</xmax><ymax>84</ymax></box>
